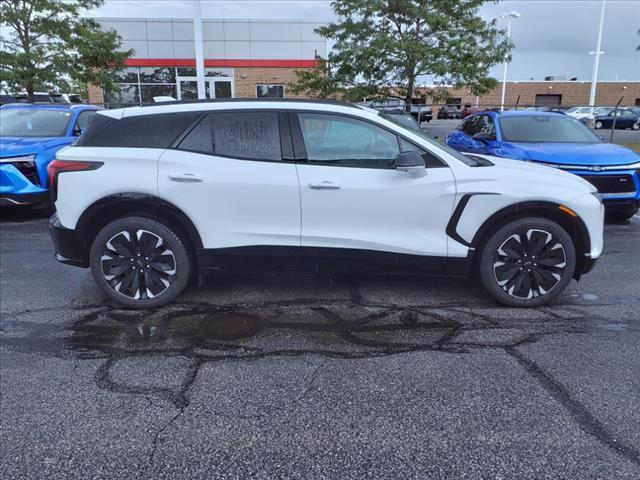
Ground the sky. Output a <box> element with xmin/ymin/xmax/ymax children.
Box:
<box><xmin>90</xmin><ymin>0</ymin><xmax>640</xmax><ymax>81</ymax></box>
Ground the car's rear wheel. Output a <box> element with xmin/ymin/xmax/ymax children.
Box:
<box><xmin>89</xmin><ymin>216</ymin><xmax>192</xmax><ymax>309</ymax></box>
<box><xmin>594</xmin><ymin>121</ymin><xmax>603</xmax><ymax>129</ymax></box>
<box><xmin>632</xmin><ymin>123</ymin><xmax>639</xmax><ymax>131</ymax></box>
<box><xmin>477</xmin><ymin>217</ymin><xmax>576</xmax><ymax>307</ymax></box>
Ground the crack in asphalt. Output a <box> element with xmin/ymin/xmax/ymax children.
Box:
<box><xmin>1</xmin><ymin>290</ymin><xmax>639</xmax><ymax>468</ymax></box>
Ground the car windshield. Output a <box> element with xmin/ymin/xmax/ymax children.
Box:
<box><xmin>381</xmin><ymin>112</ymin><xmax>478</xmax><ymax>166</ymax></box>
<box><xmin>499</xmin><ymin>115</ymin><xmax>600</xmax><ymax>143</ymax></box>
<box><xmin>0</xmin><ymin>108</ymin><xmax>72</xmax><ymax>137</ymax></box>
<box><xmin>595</xmin><ymin>107</ymin><xmax>613</xmax><ymax>115</ymax></box>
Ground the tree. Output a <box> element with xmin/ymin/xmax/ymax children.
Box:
<box><xmin>290</xmin><ymin>0</ymin><xmax>512</xmax><ymax>108</ymax></box>
<box><xmin>0</xmin><ymin>0</ymin><xmax>131</xmax><ymax>102</ymax></box>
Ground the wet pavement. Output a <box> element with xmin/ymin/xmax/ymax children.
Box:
<box><xmin>1</xmin><ymin>210</ymin><xmax>639</xmax><ymax>479</ymax></box>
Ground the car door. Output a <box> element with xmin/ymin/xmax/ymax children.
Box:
<box><xmin>293</xmin><ymin>111</ymin><xmax>456</xmax><ymax>260</ymax></box>
<box><xmin>158</xmin><ymin>110</ymin><xmax>301</xmax><ymax>250</ymax></box>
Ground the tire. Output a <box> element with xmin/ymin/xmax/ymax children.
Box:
<box><xmin>594</xmin><ymin>121</ymin><xmax>603</xmax><ymax>129</ymax></box>
<box><xmin>89</xmin><ymin>216</ymin><xmax>192</xmax><ymax>309</ymax></box>
<box><xmin>477</xmin><ymin>217</ymin><xmax>576</xmax><ymax>307</ymax></box>
<box><xmin>632</xmin><ymin>123</ymin><xmax>639</xmax><ymax>131</ymax></box>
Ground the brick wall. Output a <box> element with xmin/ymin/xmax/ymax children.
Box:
<box><xmin>87</xmin><ymin>84</ymin><xmax>104</xmax><ymax>105</ymax></box>
<box><xmin>234</xmin><ymin>67</ymin><xmax>310</xmax><ymax>98</ymax></box>
<box><xmin>416</xmin><ymin>82</ymin><xmax>640</xmax><ymax>107</ymax></box>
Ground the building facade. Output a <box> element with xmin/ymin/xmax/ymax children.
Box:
<box><xmin>91</xmin><ymin>17</ymin><xmax>639</xmax><ymax>108</ymax></box>
<box><xmin>416</xmin><ymin>81</ymin><xmax>640</xmax><ymax>108</ymax></box>
<box><xmin>91</xmin><ymin>18</ymin><xmax>327</xmax><ymax>105</ymax></box>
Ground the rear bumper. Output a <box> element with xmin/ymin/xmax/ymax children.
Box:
<box><xmin>49</xmin><ymin>213</ymin><xmax>88</xmax><ymax>267</ymax></box>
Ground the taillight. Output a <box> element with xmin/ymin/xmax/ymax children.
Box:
<box><xmin>47</xmin><ymin>160</ymin><xmax>103</xmax><ymax>201</ymax></box>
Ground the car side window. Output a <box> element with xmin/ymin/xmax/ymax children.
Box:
<box><xmin>297</xmin><ymin>113</ymin><xmax>399</xmax><ymax>168</ymax></box>
<box><xmin>178</xmin><ymin>115</ymin><xmax>213</xmax><ymax>154</ymax></box>
<box><xmin>212</xmin><ymin>112</ymin><xmax>281</xmax><ymax>161</ymax></box>
<box><xmin>462</xmin><ymin>116</ymin><xmax>481</xmax><ymax>136</ymax></box>
<box><xmin>398</xmin><ymin>137</ymin><xmax>446</xmax><ymax>168</ymax></box>
<box><xmin>477</xmin><ymin>115</ymin><xmax>496</xmax><ymax>137</ymax></box>
<box><xmin>73</xmin><ymin>111</ymin><xmax>95</xmax><ymax>136</ymax></box>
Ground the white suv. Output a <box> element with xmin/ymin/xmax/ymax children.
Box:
<box><xmin>48</xmin><ymin>100</ymin><xmax>604</xmax><ymax>309</ymax></box>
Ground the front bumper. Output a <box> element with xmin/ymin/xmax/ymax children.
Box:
<box><xmin>0</xmin><ymin>191</ymin><xmax>49</xmax><ymax>207</ymax></box>
<box><xmin>566</xmin><ymin>168</ymin><xmax>640</xmax><ymax>207</ymax></box>
<box><xmin>49</xmin><ymin>213</ymin><xmax>88</xmax><ymax>267</ymax></box>
<box><xmin>0</xmin><ymin>162</ymin><xmax>48</xmax><ymax>206</ymax></box>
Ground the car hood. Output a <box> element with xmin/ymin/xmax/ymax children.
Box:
<box><xmin>0</xmin><ymin>136</ymin><xmax>72</xmax><ymax>158</ymax></box>
<box><xmin>466</xmin><ymin>154</ymin><xmax>597</xmax><ymax>197</ymax></box>
<box><xmin>509</xmin><ymin>142</ymin><xmax>639</xmax><ymax>166</ymax></box>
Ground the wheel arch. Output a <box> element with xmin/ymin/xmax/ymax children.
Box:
<box><xmin>76</xmin><ymin>193</ymin><xmax>203</xmax><ymax>267</ymax></box>
<box><xmin>469</xmin><ymin>200</ymin><xmax>591</xmax><ymax>279</ymax></box>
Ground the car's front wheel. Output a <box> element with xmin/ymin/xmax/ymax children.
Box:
<box><xmin>89</xmin><ymin>216</ymin><xmax>192</xmax><ymax>309</ymax></box>
<box><xmin>477</xmin><ymin>217</ymin><xmax>576</xmax><ymax>307</ymax></box>
<box><xmin>594</xmin><ymin>121</ymin><xmax>604</xmax><ymax>129</ymax></box>
<box><xmin>632</xmin><ymin>122</ymin><xmax>639</xmax><ymax>131</ymax></box>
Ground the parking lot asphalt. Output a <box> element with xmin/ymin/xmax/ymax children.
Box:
<box><xmin>1</xmin><ymin>210</ymin><xmax>639</xmax><ymax>480</ymax></box>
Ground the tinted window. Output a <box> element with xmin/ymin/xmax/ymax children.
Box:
<box><xmin>398</xmin><ymin>137</ymin><xmax>446</xmax><ymax>168</ymax></box>
<box><xmin>79</xmin><ymin>112</ymin><xmax>200</xmax><ymax>148</ymax></box>
<box><xmin>178</xmin><ymin>115</ymin><xmax>213</xmax><ymax>154</ymax></box>
<box><xmin>298</xmin><ymin>113</ymin><xmax>399</xmax><ymax>168</ymax></box>
<box><xmin>212</xmin><ymin>112</ymin><xmax>281</xmax><ymax>160</ymax></box>
<box><xmin>462</xmin><ymin>116</ymin><xmax>482</xmax><ymax>136</ymax></box>
<box><xmin>499</xmin><ymin>115</ymin><xmax>600</xmax><ymax>143</ymax></box>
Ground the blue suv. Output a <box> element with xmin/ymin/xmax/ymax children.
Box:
<box><xmin>446</xmin><ymin>110</ymin><xmax>640</xmax><ymax>220</ymax></box>
<box><xmin>0</xmin><ymin>103</ymin><xmax>100</xmax><ymax>210</ymax></box>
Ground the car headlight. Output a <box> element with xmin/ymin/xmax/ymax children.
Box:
<box><xmin>0</xmin><ymin>154</ymin><xmax>36</xmax><ymax>164</ymax></box>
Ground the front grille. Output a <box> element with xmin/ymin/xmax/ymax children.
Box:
<box><xmin>12</xmin><ymin>161</ymin><xmax>41</xmax><ymax>186</ymax></box>
<box><xmin>581</xmin><ymin>174</ymin><xmax>636</xmax><ymax>194</ymax></box>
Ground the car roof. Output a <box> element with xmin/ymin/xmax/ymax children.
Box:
<box><xmin>99</xmin><ymin>98</ymin><xmax>365</xmax><ymax>120</ymax></box>
<box><xmin>478</xmin><ymin>110</ymin><xmax>567</xmax><ymax>118</ymax></box>
<box><xmin>0</xmin><ymin>103</ymin><xmax>101</xmax><ymax>112</ymax></box>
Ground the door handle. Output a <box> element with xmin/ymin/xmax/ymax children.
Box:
<box><xmin>168</xmin><ymin>173</ymin><xmax>203</xmax><ymax>183</ymax></box>
<box><xmin>308</xmin><ymin>181</ymin><xmax>340</xmax><ymax>190</ymax></box>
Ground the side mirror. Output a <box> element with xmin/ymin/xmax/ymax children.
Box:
<box><xmin>396</xmin><ymin>151</ymin><xmax>426</xmax><ymax>177</ymax></box>
<box><xmin>472</xmin><ymin>132</ymin><xmax>495</xmax><ymax>142</ymax></box>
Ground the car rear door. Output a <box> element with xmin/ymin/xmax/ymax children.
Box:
<box><xmin>292</xmin><ymin>111</ymin><xmax>456</xmax><ymax>260</ymax></box>
<box><xmin>158</xmin><ymin>110</ymin><xmax>301</xmax><ymax>250</ymax></box>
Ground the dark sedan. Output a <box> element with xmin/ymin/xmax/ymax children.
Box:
<box><xmin>594</xmin><ymin>108</ymin><xmax>639</xmax><ymax>130</ymax></box>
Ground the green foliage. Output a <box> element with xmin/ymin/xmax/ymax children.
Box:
<box><xmin>290</xmin><ymin>0</ymin><xmax>512</xmax><ymax>105</ymax></box>
<box><xmin>0</xmin><ymin>0</ymin><xmax>131</xmax><ymax>101</ymax></box>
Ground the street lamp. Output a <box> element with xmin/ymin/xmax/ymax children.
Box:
<box><xmin>500</xmin><ymin>11</ymin><xmax>520</xmax><ymax>112</ymax></box>
<box><xmin>588</xmin><ymin>0</ymin><xmax>607</xmax><ymax>115</ymax></box>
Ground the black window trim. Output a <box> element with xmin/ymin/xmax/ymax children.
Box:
<box><xmin>171</xmin><ymin>108</ymin><xmax>293</xmax><ymax>163</ymax></box>
<box><xmin>289</xmin><ymin>109</ymin><xmax>449</xmax><ymax>170</ymax></box>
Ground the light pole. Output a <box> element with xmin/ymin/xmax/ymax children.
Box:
<box><xmin>588</xmin><ymin>0</ymin><xmax>607</xmax><ymax>115</ymax></box>
<box><xmin>193</xmin><ymin>0</ymin><xmax>206</xmax><ymax>100</ymax></box>
<box><xmin>500</xmin><ymin>11</ymin><xmax>520</xmax><ymax>111</ymax></box>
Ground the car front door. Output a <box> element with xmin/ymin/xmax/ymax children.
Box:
<box><xmin>293</xmin><ymin>111</ymin><xmax>456</xmax><ymax>261</ymax></box>
<box><xmin>158</xmin><ymin>110</ymin><xmax>301</xmax><ymax>250</ymax></box>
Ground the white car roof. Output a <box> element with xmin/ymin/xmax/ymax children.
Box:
<box><xmin>98</xmin><ymin>99</ymin><xmax>369</xmax><ymax>120</ymax></box>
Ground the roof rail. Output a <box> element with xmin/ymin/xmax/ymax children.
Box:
<box><xmin>143</xmin><ymin>97</ymin><xmax>359</xmax><ymax>109</ymax></box>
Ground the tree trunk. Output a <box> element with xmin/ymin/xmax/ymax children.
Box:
<box><xmin>405</xmin><ymin>77</ymin><xmax>414</xmax><ymax>112</ymax></box>
<box><xmin>27</xmin><ymin>83</ymin><xmax>34</xmax><ymax>103</ymax></box>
